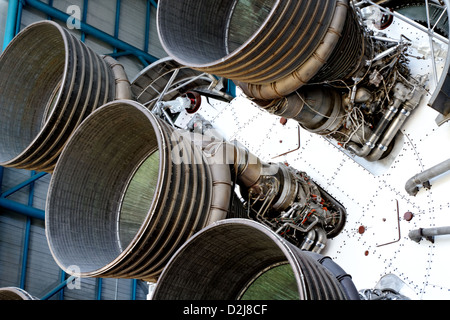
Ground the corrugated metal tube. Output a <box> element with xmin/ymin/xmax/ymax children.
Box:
<box><xmin>0</xmin><ymin>20</ymin><xmax>116</xmax><ymax>172</ymax></box>
<box><xmin>157</xmin><ymin>0</ymin><xmax>368</xmax><ymax>100</ymax></box>
<box><xmin>46</xmin><ymin>100</ymin><xmax>216</xmax><ymax>282</ymax></box>
<box><xmin>0</xmin><ymin>287</ymin><xmax>37</xmax><ymax>300</ymax></box>
<box><xmin>152</xmin><ymin>219</ymin><xmax>358</xmax><ymax>300</ymax></box>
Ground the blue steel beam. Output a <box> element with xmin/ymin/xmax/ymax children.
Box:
<box><xmin>24</xmin><ymin>0</ymin><xmax>159</xmax><ymax>64</ymax></box>
<box><xmin>59</xmin><ymin>271</ymin><xmax>66</xmax><ymax>300</ymax></box>
<box><xmin>144</xmin><ymin>0</ymin><xmax>151</xmax><ymax>52</ymax></box>
<box><xmin>0</xmin><ymin>172</ymin><xmax>48</xmax><ymax>198</ymax></box>
<box><xmin>19</xmin><ymin>171</ymin><xmax>36</xmax><ymax>289</ymax></box>
<box><xmin>114</xmin><ymin>0</ymin><xmax>121</xmax><ymax>38</ymax></box>
<box><xmin>113</xmin><ymin>0</ymin><xmax>121</xmax><ymax>54</ymax></box>
<box><xmin>19</xmin><ymin>217</ymin><xmax>31</xmax><ymax>289</ymax></box>
<box><xmin>149</xmin><ymin>0</ymin><xmax>157</xmax><ymax>9</ymax></box>
<box><xmin>47</xmin><ymin>0</ymin><xmax>53</xmax><ymax>20</ymax></box>
<box><xmin>0</xmin><ymin>168</ymin><xmax>46</xmax><ymax>220</ymax></box>
<box><xmin>96</xmin><ymin>278</ymin><xmax>103</xmax><ymax>300</ymax></box>
<box><xmin>0</xmin><ymin>197</ymin><xmax>45</xmax><ymax>220</ymax></box>
<box><xmin>14</xmin><ymin>0</ymin><xmax>23</xmax><ymax>36</ymax></box>
<box><xmin>131</xmin><ymin>279</ymin><xmax>137</xmax><ymax>300</ymax></box>
<box><xmin>41</xmin><ymin>275</ymin><xmax>77</xmax><ymax>300</ymax></box>
<box><xmin>80</xmin><ymin>0</ymin><xmax>88</xmax><ymax>42</ymax></box>
<box><xmin>2</xmin><ymin>0</ymin><xmax>19</xmax><ymax>50</ymax></box>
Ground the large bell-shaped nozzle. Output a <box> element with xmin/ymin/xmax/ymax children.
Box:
<box><xmin>0</xmin><ymin>287</ymin><xmax>37</xmax><ymax>300</ymax></box>
<box><xmin>157</xmin><ymin>0</ymin><xmax>369</xmax><ymax>100</ymax></box>
<box><xmin>152</xmin><ymin>219</ymin><xmax>359</xmax><ymax>300</ymax></box>
<box><xmin>45</xmin><ymin>100</ymin><xmax>216</xmax><ymax>281</ymax></box>
<box><xmin>0</xmin><ymin>20</ymin><xmax>126</xmax><ymax>172</ymax></box>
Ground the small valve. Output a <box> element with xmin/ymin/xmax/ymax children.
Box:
<box><xmin>184</xmin><ymin>91</ymin><xmax>202</xmax><ymax>114</ymax></box>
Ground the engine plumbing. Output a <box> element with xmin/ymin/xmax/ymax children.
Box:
<box><xmin>157</xmin><ymin>0</ymin><xmax>431</xmax><ymax>162</ymax></box>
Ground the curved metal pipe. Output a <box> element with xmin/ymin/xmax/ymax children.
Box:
<box><xmin>200</xmin><ymin>138</ymin><xmax>264</xmax><ymax>190</ymax></box>
<box><xmin>176</xmin><ymin>120</ymin><xmax>235</xmax><ymax>224</ymax></box>
<box><xmin>152</xmin><ymin>219</ymin><xmax>356</xmax><ymax>300</ymax></box>
<box><xmin>202</xmin><ymin>140</ymin><xmax>233</xmax><ymax>225</ymax></box>
<box><xmin>405</xmin><ymin>158</ymin><xmax>450</xmax><ymax>196</ymax></box>
<box><xmin>189</xmin><ymin>130</ymin><xmax>269</xmax><ymax>220</ymax></box>
<box><xmin>201</xmin><ymin>137</ymin><xmax>302</xmax><ymax>214</ymax></box>
<box><xmin>46</xmin><ymin>100</ymin><xmax>214</xmax><ymax>281</ymax></box>
<box><xmin>206</xmin><ymin>162</ymin><xmax>233</xmax><ymax>224</ymax></box>
<box><xmin>192</xmin><ymin>129</ymin><xmax>347</xmax><ymax>244</ymax></box>
<box><xmin>0</xmin><ymin>20</ymin><xmax>115</xmax><ymax>172</ymax></box>
<box><xmin>312</xmin><ymin>226</ymin><xmax>328</xmax><ymax>254</ymax></box>
<box><xmin>301</xmin><ymin>229</ymin><xmax>317</xmax><ymax>251</ymax></box>
<box><xmin>102</xmin><ymin>55</ymin><xmax>132</xmax><ymax>100</ymax></box>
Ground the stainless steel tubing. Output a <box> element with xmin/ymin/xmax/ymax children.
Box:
<box><xmin>0</xmin><ymin>20</ymin><xmax>116</xmax><ymax>172</ymax></box>
<box><xmin>203</xmin><ymin>141</ymin><xmax>234</xmax><ymax>225</ymax></box>
<box><xmin>46</xmin><ymin>100</ymin><xmax>218</xmax><ymax>282</ymax></box>
<box><xmin>301</xmin><ymin>229</ymin><xmax>317</xmax><ymax>251</ymax></box>
<box><xmin>157</xmin><ymin>0</ymin><xmax>368</xmax><ymax>100</ymax></box>
<box><xmin>367</xmin><ymin>84</ymin><xmax>425</xmax><ymax>162</ymax></box>
<box><xmin>405</xmin><ymin>158</ymin><xmax>450</xmax><ymax>196</ymax></box>
<box><xmin>409</xmin><ymin>226</ymin><xmax>450</xmax><ymax>243</ymax></box>
<box><xmin>102</xmin><ymin>55</ymin><xmax>132</xmax><ymax>100</ymax></box>
<box><xmin>347</xmin><ymin>101</ymin><xmax>401</xmax><ymax>157</ymax></box>
<box><xmin>131</xmin><ymin>57</ymin><xmax>222</xmax><ymax>109</ymax></box>
<box><xmin>312</xmin><ymin>227</ymin><xmax>328</xmax><ymax>253</ymax></box>
<box><xmin>152</xmin><ymin>219</ymin><xmax>358</xmax><ymax>300</ymax></box>
<box><xmin>0</xmin><ymin>287</ymin><xmax>36</xmax><ymax>300</ymax></box>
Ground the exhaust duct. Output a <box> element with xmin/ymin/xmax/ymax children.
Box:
<box><xmin>157</xmin><ymin>0</ymin><xmax>436</xmax><ymax>164</ymax></box>
<box><xmin>46</xmin><ymin>100</ymin><xmax>216</xmax><ymax>281</ymax></box>
<box><xmin>0</xmin><ymin>20</ymin><xmax>128</xmax><ymax>172</ymax></box>
<box><xmin>157</xmin><ymin>0</ymin><xmax>369</xmax><ymax>100</ymax></box>
<box><xmin>0</xmin><ymin>287</ymin><xmax>36</xmax><ymax>300</ymax></box>
<box><xmin>152</xmin><ymin>219</ymin><xmax>359</xmax><ymax>300</ymax></box>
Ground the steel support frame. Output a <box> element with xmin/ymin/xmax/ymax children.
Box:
<box><xmin>24</xmin><ymin>0</ymin><xmax>158</xmax><ymax>65</ymax></box>
<box><xmin>2</xmin><ymin>0</ymin><xmax>19</xmax><ymax>50</ymax></box>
